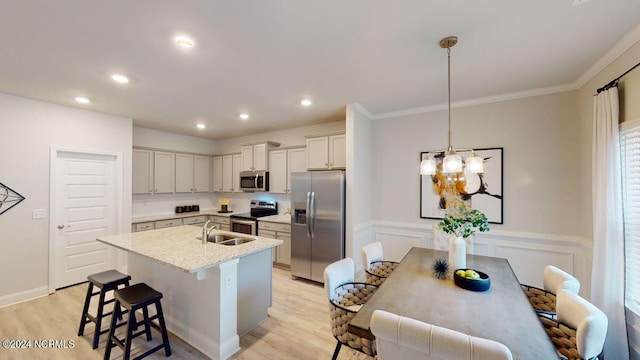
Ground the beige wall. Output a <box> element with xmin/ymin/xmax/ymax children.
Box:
<box><xmin>577</xmin><ymin>39</ymin><xmax>640</xmax><ymax>241</ymax></box>
<box><xmin>0</xmin><ymin>92</ymin><xmax>132</xmax><ymax>303</ymax></box>
<box><xmin>371</xmin><ymin>91</ymin><xmax>581</xmax><ymax>236</ymax></box>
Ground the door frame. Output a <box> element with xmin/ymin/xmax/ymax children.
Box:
<box><xmin>48</xmin><ymin>147</ymin><xmax>125</xmax><ymax>294</ymax></box>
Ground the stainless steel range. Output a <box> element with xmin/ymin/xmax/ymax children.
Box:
<box><xmin>229</xmin><ymin>200</ymin><xmax>277</xmax><ymax>235</ymax></box>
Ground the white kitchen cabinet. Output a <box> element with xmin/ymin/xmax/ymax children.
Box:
<box><xmin>212</xmin><ymin>154</ymin><xmax>241</xmax><ymax>193</ymax></box>
<box><xmin>176</xmin><ymin>154</ymin><xmax>211</xmax><ymax>193</ymax></box>
<box><xmin>232</xmin><ymin>154</ymin><xmax>242</xmax><ymax>193</ymax></box>
<box><xmin>209</xmin><ymin>215</ymin><xmax>230</xmax><ymax>231</ymax></box>
<box><xmin>241</xmin><ymin>141</ymin><xmax>280</xmax><ymax>171</ymax></box>
<box><xmin>193</xmin><ymin>155</ymin><xmax>211</xmax><ymax>192</ymax></box>
<box><xmin>269</xmin><ymin>147</ymin><xmax>306</xmax><ymax>194</ymax></box>
<box><xmin>133</xmin><ymin>149</ymin><xmax>154</xmax><ymax>194</ymax></box>
<box><xmin>306</xmin><ymin>133</ymin><xmax>346</xmax><ymax>170</ymax></box>
<box><xmin>155</xmin><ymin>218</ymin><xmax>183</xmax><ymax>229</ymax></box>
<box><xmin>183</xmin><ymin>215</ymin><xmax>207</xmax><ymax>226</ymax></box>
<box><xmin>134</xmin><ymin>221</ymin><xmax>155</xmax><ymax>232</ymax></box>
<box><xmin>258</xmin><ymin>221</ymin><xmax>291</xmax><ymax>266</ymax></box>
<box><xmin>212</xmin><ymin>156</ymin><xmax>223</xmax><ymax>192</ymax></box>
<box><xmin>222</xmin><ymin>155</ymin><xmax>234</xmax><ymax>192</ymax></box>
<box><xmin>154</xmin><ymin>151</ymin><xmax>175</xmax><ymax>193</ymax></box>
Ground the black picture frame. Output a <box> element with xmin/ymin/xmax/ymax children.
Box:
<box><xmin>0</xmin><ymin>182</ymin><xmax>26</xmax><ymax>216</ymax></box>
<box><xmin>420</xmin><ymin>147</ymin><xmax>503</xmax><ymax>224</ymax></box>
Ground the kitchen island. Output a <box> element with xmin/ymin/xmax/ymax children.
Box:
<box><xmin>97</xmin><ymin>225</ymin><xmax>282</xmax><ymax>360</ymax></box>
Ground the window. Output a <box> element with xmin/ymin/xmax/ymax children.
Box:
<box><xmin>621</xmin><ymin>119</ymin><xmax>640</xmax><ymax>313</ymax></box>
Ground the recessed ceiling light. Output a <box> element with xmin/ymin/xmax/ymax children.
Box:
<box><xmin>74</xmin><ymin>96</ymin><xmax>90</xmax><ymax>104</ymax></box>
<box><xmin>239</xmin><ymin>113</ymin><xmax>250</xmax><ymax>120</ymax></box>
<box><xmin>111</xmin><ymin>74</ymin><xmax>129</xmax><ymax>84</ymax></box>
<box><xmin>300</xmin><ymin>99</ymin><xmax>312</xmax><ymax>107</ymax></box>
<box><xmin>571</xmin><ymin>0</ymin><xmax>590</xmax><ymax>6</ymax></box>
<box><xmin>196</xmin><ymin>123</ymin><xmax>206</xmax><ymax>129</ymax></box>
<box><xmin>174</xmin><ymin>36</ymin><xmax>195</xmax><ymax>47</ymax></box>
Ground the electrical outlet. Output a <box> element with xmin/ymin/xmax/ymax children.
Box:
<box><xmin>226</xmin><ymin>275</ymin><xmax>232</xmax><ymax>289</ymax></box>
<box><xmin>32</xmin><ymin>209</ymin><xmax>47</xmax><ymax>219</ymax></box>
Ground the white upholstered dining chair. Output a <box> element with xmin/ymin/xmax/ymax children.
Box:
<box><xmin>370</xmin><ymin>310</ymin><xmax>513</xmax><ymax>360</ymax></box>
<box><xmin>538</xmin><ymin>289</ymin><xmax>607</xmax><ymax>360</ymax></box>
<box><xmin>324</xmin><ymin>258</ymin><xmax>378</xmax><ymax>360</ymax></box>
<box><xmin>521</xmin><ymin>265</ymin><xmax>580</xmax><ymax>317</ymax></box>
<box><xmin>360</xmin><ymin>242</ymin><xmax>398</xmax><ymax>286</ymax></box>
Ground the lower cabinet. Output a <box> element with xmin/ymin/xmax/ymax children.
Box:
<box><xmin>258</xmin><ymin>221</ymin><xmax>291</xmax><ymax>267</ymax></box>
<box><xmin>183</xmin><ymin>215</ymin><xmax>207</xmax><ymax>226</ymax></box>
<box><xmin>209</xmin><ymin>215</ymin><xmax>231</xmax><ymax>231</ymax></box>
<box><xmin>154</xmin><ymin>218</ymin><xmax>183</xmax><ymax>229</ymax></box>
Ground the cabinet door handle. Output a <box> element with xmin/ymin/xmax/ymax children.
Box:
<box><xmin>155</xmin><ymin>189</ymin><xmax>158</xmax><ymax>192</ymax></box>
<box><xmin>148</xmin><ymin>189</ymin><xmax>152</xmax><ymax>193</ymax></box>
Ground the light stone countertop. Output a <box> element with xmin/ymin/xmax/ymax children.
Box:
<box><xmin>258</xmin><ymin>214</ymin><xmax>292</xmax><ymax>224</ymax></box>
<box><xmin>132</xmin><ymin>209</ymin><xmax>240</xmax><ymax>224</ymax></box>
<box><xmin>97</xmin><ymin>225</ymin><xmax>282</xmax><ymax>273</ymax></box>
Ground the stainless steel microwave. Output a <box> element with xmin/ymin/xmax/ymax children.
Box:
<box><xmin>239</xmin><ymin>171</ymin><xmax>269</xmax><ymax>192</ymax></box>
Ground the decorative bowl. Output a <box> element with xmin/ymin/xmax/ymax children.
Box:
<box><xmin>453</xmin><ymin>269</ymin><xmax>491</xmax><ymax>292</ymax></box>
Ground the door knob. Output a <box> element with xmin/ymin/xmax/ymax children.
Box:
<box><xmin>57</xmin><ymin>224</ymin><xmax>66</xmax><ymax>229</ymax></box>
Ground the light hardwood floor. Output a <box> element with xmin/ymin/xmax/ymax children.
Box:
<box><xmin>0</xmin><ymin>267</ymin><xmax>370</xmax><ymax>360</ymax></box>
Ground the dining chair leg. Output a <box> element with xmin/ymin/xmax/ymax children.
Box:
<box><xmin>331</xmin><ymin>341</ymin><xmax>342</xmax><ymax>360</ymax></box>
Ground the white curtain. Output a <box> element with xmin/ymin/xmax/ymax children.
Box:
<box><xmin>591</xmin><ymin>86</ymin><xmax>629</xmax><ymax>360</ymax></box>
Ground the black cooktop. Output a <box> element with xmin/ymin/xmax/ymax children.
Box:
<box><xmin>230</xmin><ymin>200</ymin><xmax>277</xmax><ymax>220</ymax></box>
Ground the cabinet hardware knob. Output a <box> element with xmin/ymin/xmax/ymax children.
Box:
<box><xmin>57</xmin><ymin>224</ymin><xmax>65</xmax><ymax>229</ymax></box>
<box><xmin>155</xmin><ymin>189</ymin><xmax>158</xmax><ymax>192</ymax></box>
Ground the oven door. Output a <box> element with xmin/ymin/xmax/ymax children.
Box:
<box><xmin>230</xmin><ymin>218</ymin><xmax>257</xmax><ymax>235</ymax></box>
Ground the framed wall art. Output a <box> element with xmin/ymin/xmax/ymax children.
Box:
<box><xmin>0</xmin><ymin>182</ymin><xmax>26</xmax><ymax>215</ymax></box>
<box><xmin>420</xmin><ymin>147</ymin><xmax>503</xmax><ymax>224</ymax></box>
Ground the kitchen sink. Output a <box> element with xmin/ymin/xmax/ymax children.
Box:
<box><xmin>196</xmin><ymin>233</ymin><xmax>255</xmax><ymax>245</ymax></box>
<box><xmin>218</xmin><ymin>237</ymin><xmax>255</xmax><ymax>246</ymax></box>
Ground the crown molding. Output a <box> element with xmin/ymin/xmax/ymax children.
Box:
<box><xmin>370</xmin><ymin>22</ymin><xmax>640</xmax><ymax>121</ymax></box>
<box><xmin>352</xmin><ymin>102</ymin><xmax>375</xmax><ymax>120</ymax></box>
<box><xmin>575</xmin><ymin>22</ymin><xmax>640</xmax><ymax>89</ymax></box>
<box><xmin>373</xmin><ymin>83</ymin><xmax>577</xmax><ymax>120</ymax></box>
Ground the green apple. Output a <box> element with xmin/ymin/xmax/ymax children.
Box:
<box><xmin>465</xmin><ymin>269</ymin><xmax>480</xmax><ymax>280</ymax></box>
<box><xmin>455</xmin><ymin>269</ymin><xmax>466</xmax><ymax>277</ymax></box>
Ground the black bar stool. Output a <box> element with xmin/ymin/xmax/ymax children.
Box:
<box><xmin>78</xmin><ymin>270</ymin><xmax>132</xmax><ymax>349</ymax></box>
<box><xmin>104</xmin><ymin>283</ymin><xmax>172</xmax><ymax>360</ymax></box>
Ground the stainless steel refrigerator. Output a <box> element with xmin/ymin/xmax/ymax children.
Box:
<box><xmin>290</xmin><ymin>170</ymin><xmax>345</xmax><ymax>283</ymax></box>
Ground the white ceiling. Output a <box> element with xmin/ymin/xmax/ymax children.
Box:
<box><xmin>1</xmin><ymin>1</ymin><xmax>639</xmax><ymax>139</ymax></box>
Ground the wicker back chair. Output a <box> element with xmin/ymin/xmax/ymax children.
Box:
<box><xmin>361</xmin><ymin>242</ymin><xmax>399</xmax><ymax>286</ymax></box>
<box><xmin>371</xmin><ymin>310</ymin><xmax>513</xmax><ymax>360</ymax></box>
<box><xmin>324</xmin><ymin>258</ymin><xmax>378</xmax><ymax>360</ymax></box>
<box><xmin>521</xmin><ymin>265</ymin><xmax>580</xmax><ymax>317</ymax></box>
<box><xmin>537</xmin><ymin>290</ymin><xmax>607</xmax><ymax>360</ymax></box>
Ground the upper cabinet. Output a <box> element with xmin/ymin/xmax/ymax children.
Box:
<box><xmin>133</xmin><ymin>149</ymin><xmax>174</xmax><ymax>194</ymax></box>
<box><xmin>269</xmin><ymin>147</ymin><xmax>306</xmax><ymax>194</ymax></box>
<box><xmin>212</xmin><ymin>153</ymin><xmax>242</xmax><ymax>193</ymax></box>
<box><xmin>212</xmin><ymin>156</ymin><xmax>223</xmax><ymax>192</ymax></box>
<box><xmin>306</xmin><ymin>133</ymin><xmax>346</xmax><ymax>170</ymax></box>
<box><xmin>241</xmin><ymin>141</ymin><xmax>280</xmax><ymax>171</ymax></box>
<box><xmin>153</xmin><ymin>151</ymin><xmax>175</xmax><ymax>193</ymax></box>
<box><xmin>175</xmin><ymin>154</ymin><xmax>210</xmax><ymax>193</ymax></box>
<box><xmin>133</xmin><ymin>149</ymin><xmax>154</xmax><ymax>194</ymax></box>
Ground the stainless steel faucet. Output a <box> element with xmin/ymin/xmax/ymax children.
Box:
<box><xmin>202</xmin><ymin>220</ymin><xmax>220</xmax><ymax>244</ymax></box>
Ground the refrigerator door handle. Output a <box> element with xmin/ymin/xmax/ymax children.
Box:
<box><xmin>310</xmin><ymin>191</ymin><xmax>316</xmax><ymax>238</ymax></box>
<box><xmin>306</xmin><ymin>191</ymin><xmax>312</xmax><ymax>238</ymax></box>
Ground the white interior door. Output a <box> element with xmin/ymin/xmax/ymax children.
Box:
<box><xmin>51</xmin><ymin>150</ymin><xmax>119</xmax><ymax>290</ymax></box>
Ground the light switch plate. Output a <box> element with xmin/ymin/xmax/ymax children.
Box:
<box><xmin>32</xmin><ymin>209</ymin><xmax>47</xmax><ymax>219</ymax></box>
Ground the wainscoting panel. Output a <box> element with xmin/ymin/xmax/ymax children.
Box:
<box><xmin>368</xmin><ymin>221</ymin><xmax>586</xmax><ymax>291</ymax></box>
<box><xmin>494</xmin><ymin>243</ymin><xmax>574</xmax><ymax>288</ymax></box>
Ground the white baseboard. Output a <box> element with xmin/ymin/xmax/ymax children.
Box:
<box><xmin>0</xmin><ymin>286</ymin><xmax>48</xmax><ymax>308</ymax></box>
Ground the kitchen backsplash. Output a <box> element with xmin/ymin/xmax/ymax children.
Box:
<box><xmin>132</xmin><ymin>192</ymin><xmax>291</xmax><ymax>217</ymax></box>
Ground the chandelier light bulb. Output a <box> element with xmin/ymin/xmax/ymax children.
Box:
<box><xmin>443</xmin><ymin>152</ymin><xmax>463</xmax><ymax>174</ymax></box>
<box><xmin>465</xmin><ymin>151</ymin><xmax>484</xmax><ymax>173</ymax></box>
<box><xmin>420</xmin><ymin>156</ymin><xmax>437</xmax><ymax>175</ymax></box>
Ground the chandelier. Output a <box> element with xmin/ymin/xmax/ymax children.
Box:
<box><xmin>420</xmin><ymin>36</ymin><xmax>483</xmax><ymax>176</ymax></box>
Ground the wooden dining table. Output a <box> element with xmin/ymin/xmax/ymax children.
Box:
<box><xmin>348</xmin><ymin>247</ymin><xmax>558</xmax><ymax>359</ymax></box>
